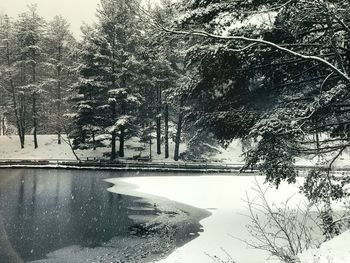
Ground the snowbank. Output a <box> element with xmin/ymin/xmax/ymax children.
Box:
<box><xmin>298</xmin><ymin>230</ymin><xmax>350</xmax><ymax>263</ymax></box>
<box><xmin>107</xmin><ymin>175</ymin><xmax>308</xmax><ymax>263</ymax></box>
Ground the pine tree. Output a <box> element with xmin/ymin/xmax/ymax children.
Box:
<box><xmin>146</xmin><ymin>1</ymin><xmax>188</xmax><ymax>160</ymax></box>
<box><xmin>45</xmin><ymin>16</ymin><xmax>77</xmax><ymax>144</ymax></box>
<box><xmin>97</xmin><ymin>0</ymin><xmax>144</xmax><ymax>159</ymax></box>
<box><xmin>161</xmin><ymin>0</ymin><xmax>350</xmax><ymax>235</ymax></box>
<box><xmin>71</xmin><ymin>26</ymin><xmax>109</xmax><ymax>150</ymax></box>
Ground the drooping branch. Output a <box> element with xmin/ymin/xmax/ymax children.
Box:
<box><xmin>160</xmin><ymin>27</ymin><xmax>350</xmax><ymax>84</ymax></box>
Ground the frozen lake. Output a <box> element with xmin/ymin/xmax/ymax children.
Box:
<box><xmin>0</xmin><ymin>169</ymin><xmax>207</xmax><ymax>263</ymax></box>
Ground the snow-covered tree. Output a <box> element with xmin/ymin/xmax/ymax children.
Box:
<box><xmin>71</xmin><ymin>0</ymin><xmax>152</xmax><ymax>159</ymax></box>
<box><xmin>0</xmin><ymin>14</ymin><xmax>28</xmax><ymax>148</ymax></box>
<box><xmin>96</xmin><ymin>0</ymin><xmax>146</xmax><ymax>159</ymax></box>
<box><xmin>45</xmin><ymin>16</ymin><xmax>77</xmax><ymax>144</ymax></box>
<box><xmin>145</xmin><ymin>1</ymin><xmax>192</xmax><ymax>160</ymax></box>
<box><xmin>15</xmin><ymin>5</ymin><xmax>47</xmax><ymax>148</ymax></box>
<box><xmin>71</xmin><ymin>26</ymin><xmax>109</xmax><ymax>151</ymax></box>
<box><xmin>158</xmin><ymin>0</ymin><xmax>350</xmax><ymax>235</ymax></box>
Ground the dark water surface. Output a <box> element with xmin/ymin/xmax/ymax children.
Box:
<box><xmin>0</xmin><ymin>169</ymin><xmax>205</xmax><ymax>263</ymax></box>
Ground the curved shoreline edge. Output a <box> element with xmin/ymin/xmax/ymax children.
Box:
<box><xmin>106</xmin><ymin>177</ymin><xmax>212</xmax><ymax>262</ymax></box>
<box><xmin>105</xmin><ymin>177</ymin><xmax>211</xmax><ymax>221</ymax></box>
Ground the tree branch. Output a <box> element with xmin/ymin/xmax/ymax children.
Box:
<box><xmin>160</xmin><ymin>27</ymin><xmax>350</xmax><ymax>83</ymax></box>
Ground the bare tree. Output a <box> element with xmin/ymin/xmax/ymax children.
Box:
<box><xmin>0</xmin><ymin>15</ymin><xmax>27</xmax><ymax>148</ymax></box>
<box><xmin>240</xmin><ymin>179</ymin><xmax>323</xmax><ymax>263</ymax></box>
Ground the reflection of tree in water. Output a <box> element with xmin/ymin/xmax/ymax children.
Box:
<box><xmin>0</xmin><ymin>171</ymin><xmax>24</xmax><ymax>263</ymax></box>
<box><xmin>0</xmin><ymin>169</ymin><xmax>157</xmax><ymax>262</ymax></box>
<box><xmin>0</xmin><ymin>213</ymin><xmax>24</xmax><ymax>263</ymax></box>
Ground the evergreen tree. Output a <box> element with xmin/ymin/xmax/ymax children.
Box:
<box><xmin>71</xmin><ymin>26</ymin><xmax>109</xmax><ymax>150</ymax></box>
<box><xmin>45</xmin><ymin>16</ymin><xmax>77</xmax><ymax>144</ymax></box>
<box><xmin>96</xmin><ymin>0</ymin><xmax>145</xmax><ymax>159</ymax></box>
<box><xmin>160</xmin><ymin>0</ymin><xmax>350</xmax><ymax>235</ymax></box>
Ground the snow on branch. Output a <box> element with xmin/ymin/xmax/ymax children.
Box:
<box><xmin>160</xmin><ymin>27</ymin><xmax>350</xmax><ymax>84</ymax></box>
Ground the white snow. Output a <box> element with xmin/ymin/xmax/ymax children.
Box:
<box><xmin>0</xmin><ymin>135</ymin><xmax>77</xmax><ymax>160</ymax></box>
<box><xmin>108</xmin><ymin>176</ymin><xmax>350</xmax><ymax>263</ymax></box>
<box><xmin>298</xmin><ymin>230</ymin><xmax>350</xmax><ymax>263</ymax></box>
<box><xmin>107</xmin><ymin>175</ymin><xmax>308</xmax><ymax>263</ymax></box>
<box><xmin>0</xmin><ymin>135</ymin><xmax>187</xmax><ymax>161</ymax></box>
<box><xmin>220</xmin><ymin>11</ymin><xmax>278</xmax><ymax>37</ymax></box>
<box><xmin>4</xmin><ymin>135</ymin><xmax>350</xmax><ymax>170</ymax></box>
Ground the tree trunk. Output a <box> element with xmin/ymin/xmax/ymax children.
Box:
<box><xmin>19</xmin><ymin>95</ymin><xmax>26</xmax><ymax>149</ymax></box>
<box><xmin>62</xmin><ymin>125</ymin><xmax>80</xmax><ymax>161</ymax></box>
<box><xmin>32</xmin><ymin>93</ymin><xmax>38</xmax><ymax>149</ymax></box>
<box><xmin>32</xmin><ymin>47</ymin><xmax>38</xmax><ymax>149</ymax></box>
<box><xmin>111</xmin><ymin>132</ymin><xmax>117</xmax><ymax>160</ymax></box>
<box><xmin>57</xmin><ymin>44</ymin><xmax>62</xmax><ymax>145</ymax></box>
<box><xmin>92</xmin><ymin>132</ymin><xmax>96</xmax><ymax>150</ymax></box>
<box><xmin>110</xmin><ymin>101</ymin><xmax>117</xmax><ymax>160</ymax></box>
<box><xmin>110</xmin><ymin>46</ymin><xmax>118</xmax><ymax>160</ymax></box>
<box><xmin>5</xmin><ymin>26</ymin><xmax>25</xmax><ymax>148</ymax></box>
<box><xmin>118</xmin><ymin>88</ymin><xmax>126</xmax><ymax>158</ymax></box>
<box><xmin>2</xmin><ymin>118</ymin><xmax>5</xmax><ymax>136</ymax></box>
<box><xmin>156</xmin><ymin>87</ymin><xmax>162</xmax><ymax>155</ymax></box>
<box><xmin>164</xmin><ymin>103</ymin><xmax>169</xmax><ymax>158</ymax></box>
<box><xmin>119</xmin><ymin>127</ymin><xmax>125</xmax><ymax>157</ymax></box>
<box><xmin>149</xmin><ymin>122</ymin><xmax>152</xmax><ymax>160</ymax></box>
<box><xmin>0</xmin><ymin>117</ymin><xmax>5</xmax><ymax>136</ymax></box>
<box><xmin>174</xmin><ymin>112</ymin><xmax>183</xmax><ymax>161</ymax></box>
<box><xmin>19</xmin><ymin>132</ymin><xmax>25</xmax><ymax>149</ymax></box>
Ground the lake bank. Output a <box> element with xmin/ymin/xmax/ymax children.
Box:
<box><xmin>107</xmin><ymin>175</ymin><xmax>309</xmax><ymax>263</ymax></box>
<box><xmin>0</xmin><ymin>159</ymin><xmax>245</xmax><ymax>173</ymax></box>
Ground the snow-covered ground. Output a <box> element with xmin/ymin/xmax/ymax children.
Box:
<box><xmin>0</xmin><ymin>135</ymin><xmax>77</xmax><ymax>160</ymax></box>
<box><xmin>107</xmin><ymin>176</ymin><xmax>350</xmax><ymax>263</ymax></box>
<box><xmin>107</xmin><ymin>175</ymin><xmax>312</xmax><ymax>263</ymax></box>
<box><xmin>0</xmin><ymin>134</ymin><xmax>245</xmax><ymax>164</ymax></box>
<box><xmin>299</xmin><ymin>230</ymin><xmax>350</xmax><ymax>263</ymax></box>
<box><xmin>0</xmin><ymin>135</ymin><xmax>189</xmax><ymax>161</ymax></box>
<box><xmin>2</xmin><ymin>135</ymin><xmax>350</xmax><ymax>169</ymax></box>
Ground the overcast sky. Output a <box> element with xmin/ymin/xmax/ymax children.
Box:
<box><xmin>0</xmin><ymin>0</ymin><xmax>163</xmax><ymax>39</ymax></box>
<box><xmin>0</xmin><ymin>0</ymin><xmax>103</xmax><ymax>38</ymax></box>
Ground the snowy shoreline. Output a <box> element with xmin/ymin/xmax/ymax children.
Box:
<box><xmin>107</xmin><ymin>175</ymin><xmax>350</xmax><ymax>263</ymax></box>
<box><xmin>107</xmin><ymin>175</ymin><xmax>311</xmax><ymax>263</ymax></box>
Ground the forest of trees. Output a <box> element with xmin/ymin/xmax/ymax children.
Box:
<box><xmin>0</xmin><ymin>5</ymin><xmax>77</xmax><ymax>149</ymax></box>
<box><xmin>0</xmin><ymin>1</ymin><xmax>186</xmax><ymax>161</ymax></box>
<box><xmin>2</xmin><ymin>0</ymin><xmax>350</xmax><ymax>240</ymax></box>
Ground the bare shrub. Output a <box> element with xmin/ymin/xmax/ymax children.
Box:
<box><xmin>241</xmin><ymin>178</ymin><xmax>323</xmax><ymax>263</ymax></box>
<box><xmin>206</xmin><ymin>248</ymin><xmax>236</xmax><ymax>263</ymax></box>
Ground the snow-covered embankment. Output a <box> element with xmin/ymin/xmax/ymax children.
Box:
<box><xmin>106</xmin><ymin>175</ymin><xmax>309</xmax><ymax>263</ymax></box>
